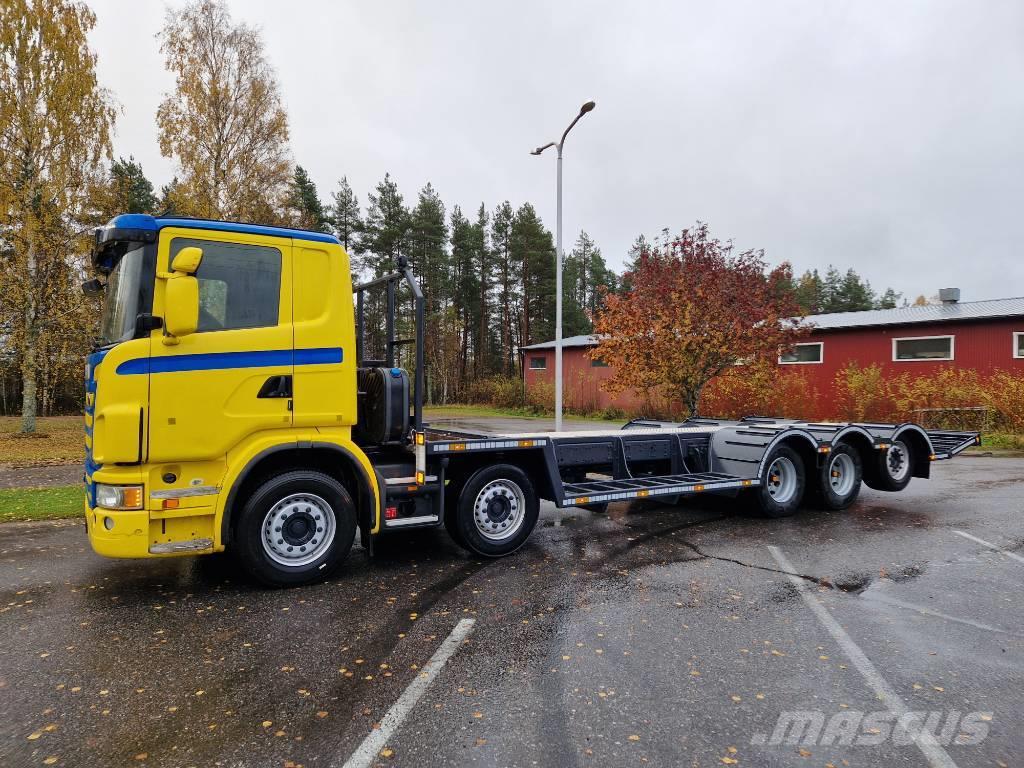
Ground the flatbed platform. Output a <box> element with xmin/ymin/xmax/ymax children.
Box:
<box><xmin>414</xmin><ymin>417</ymin><xmax>979</xmax><ymax>511</ymax></box>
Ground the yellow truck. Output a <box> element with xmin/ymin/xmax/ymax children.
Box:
<box><xmin>83</xmin><ymin>214</ymin><xmax>979</xmax><ymax>586</ymax></box>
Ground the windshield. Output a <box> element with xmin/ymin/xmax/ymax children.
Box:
<box><xmin>97</xmin><ymin>243</ymin><xmax>155</xmax><ymax>346</ymax></box>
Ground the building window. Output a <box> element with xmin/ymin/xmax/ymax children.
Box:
<box><xmin>893</xmin><ymin>335</ymin><xmax>954</xmax><ymax>361</ymax></box>
<box><xmin>590</xmin><ymin>357</ymin><xmax>609</xmax><ymax>367</ymax></box>
<box><xmin>779</xmin><ymin>342</ymin><xmax>823</xmax><ymax>365</ymax></box>
<box><xmin>1015</xmin><ymin>332</ymin><xmax>1024</xmax><ymax>359</ymax></box>
<box><xmin>171</xmin><ymin>237</ymin><xmax>282</xmax><ymax>332</ymax></box>
<box><xmin>529</xmin><ymin>356</ymin><xmax>547</xmax><ymax>370</ymax></box>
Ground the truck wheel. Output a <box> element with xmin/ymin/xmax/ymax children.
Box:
<box><xmin>233</xmin><ymin>470</ymin><xmax>356</xmax><ymax>587</ymax></box>
<box><xmin>748</xmin><ymin>445</ymin><xmax>805</xmax><ymax>518</ymax></box>
<box><xmin>453</xmin><ymin>464</ymin><xmax>539</xmax><ymax>557</ymax></box>
<box><xmin>812</xmin><ymin>443</ymin><xmax>863</xmax><ymax>510</ymax></box>
<box><xmin>443</xmin><ymin>476</ymin><xmax>468</xmax><ymax>548</ymax></box>
<box><xmin>865</xmin><ymin>440</ymin><xmax>914</xmax><ymax>492</ymax></box>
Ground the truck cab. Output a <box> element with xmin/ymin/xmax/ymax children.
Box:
<box><xmin>86</xmin><ymin>214</ymin><xmax>386</xmax><ymax>585</ymax></box>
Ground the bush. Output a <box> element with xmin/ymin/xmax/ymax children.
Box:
<box><xmin>464</xmin><ymin>375</ymin><xmax>526</xmax><ymax>410</ymax></box>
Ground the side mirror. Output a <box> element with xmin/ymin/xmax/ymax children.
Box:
<box><xmin>171</xmin><ymin>246</ymin><xmax>203</xmax><ymax>274</ymax></box>
<box><xmin>161</xmin><ymin>246</ymin><xmax>203</xmax><ymax>345</ymax></box>
<box><xmin>163</xmin><ymin>276</ymin><xmax>199</xmax><ymax>343</ymax></box>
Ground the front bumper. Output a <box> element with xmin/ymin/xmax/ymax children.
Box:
<box><xmin>85</xmin><ymin>501</ymin><xmax>152</xmax><ymax>558</ymax></box>
<box><xmin>85</xmin><ymin>498</ymin><xmax>219</xmax><ymax>558</ymax></box>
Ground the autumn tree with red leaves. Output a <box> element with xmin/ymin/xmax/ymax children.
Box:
<box><xmin>591</xmin><ymin>224</ymin><xmax>806</xmax><ymax>417</ymax></box>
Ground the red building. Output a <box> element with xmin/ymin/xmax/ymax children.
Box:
<box><xmin>522</xmin><ymin>293</ymin><xmax>1024</xmax><ymax>416</ymax></box>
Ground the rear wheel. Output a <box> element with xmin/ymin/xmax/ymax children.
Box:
<box><xmin>452</xmin><ymin>464</ymin><xmax>539</xmax><ymax>557</ymax></box>
<box><xmin>233</xmin><ymin>470</ymin><xmax>356</xmax><ymax>587</ymax></box>
<box><xmin>865</xmin><ymin>439</ymin><xmax>914</xmax><ymax>492</ymax></box>
<box><xmin>748</xmin><ymin>445</ymin><xmax>805</xmax><ymax>518</ymax></box>
<box><xmin>812</xmin><ymin>443</ymin><xmax>863</xmax><ymax>510</ymax></box>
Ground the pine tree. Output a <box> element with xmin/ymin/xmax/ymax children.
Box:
<box><xmin>511</xmin><ymin>203</ymin><xmax>555</xmax><ymax>346</ymax></box>
<box><xmin>287</xmin><ymin>165</ymin><xmax>328</xmax><ymax>231</ymax></box>
<box><xmin>449</xmin><ymin>206</ymin><xmax>477</xmax><ymax>381</ymax></box>
<box><xmin>471</xmin><ymin>204</ymin><xmax>492</xmax><ymax>375</ymax></box>
<box><xmin>490</xmin><ymin>201</ymin><xmax>520</xmax><ymax>374</ymax></box>
<box><xmin>361</xmin><ymin>173</ymin><xmax>408</xmax><ymax>361</ymax></box>
<box><xmin>876</xmin><ymin>287</ymin><xmax>902</xmax><ymax>309</ymax></box>
<box><xmin>407</xmin><ymin>183</ymin><xmax>448</xmax><ymax>312</ymax></box>
<box><xmin>330</xmin><ymin>175</ymin><xmax>363</xmax><ymax>263</ymax></box>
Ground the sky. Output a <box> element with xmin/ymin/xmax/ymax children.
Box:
<box><xmin>87</xmin><ymin>0</ymin><xmax>1024</xmax><ymax>302</ymax></box>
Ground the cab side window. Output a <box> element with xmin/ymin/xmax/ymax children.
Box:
<box><xmin>170</xmin><ymin>238</ymin><xmax>282</xmax><ymax>332</ymax></box>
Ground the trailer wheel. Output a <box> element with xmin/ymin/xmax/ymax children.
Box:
<box><xmin>812</xmin><ymin>443</ymin><xmax>863</xmax><ymax>510</ymax></box>
<box><xmin>864</xmin><ymin>440</ymin><xmax>914</xmax><ymax>492</ymax></box>
<box><xmin>749</xmin><ymin>445</ymin><xmax>805</xmax><ymax>518</ymax></box>
<box><xmin>233</xmin><ymin>470</ymin><xmax>356</xmax><ymax>587</ymax></box>
<box><xmin>452</xmin><ymin>464</ymin><xmax>539</xmax><ymax>557</ymax></box>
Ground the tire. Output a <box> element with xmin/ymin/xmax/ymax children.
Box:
<box><xmin>865</xmin><ymin>439</ymin><xmax>914</xmax><ymax>492</ymax></box>
<box><xmin>232</xmin><ymin>470</ymin><xmax>356</xmax><ymax>587</ymax></box>
<box><xmin>443</xmin><ymin>475</ymin><xmax>468</xmax><ymax>548</ymax></box>
<box><xmin>451</xmin><ymin>464</ymin><xmax>539</xmax><ymax>557</ymax></box>
<box><xmin>811</xmin><ymin>443</ymin><xmax>863</xmax><ymax>510</ymax></box>
<box><xmin>748</xmin><ymin>444</ymin><xmax>805</xmax><ymax>518</ymax></box>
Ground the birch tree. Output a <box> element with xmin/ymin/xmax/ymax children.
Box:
<box><xmin>0</xmin><ymin>0</ymin><xmax>115</xmax><ymax>432</ymax></box>
<box><xmin>157</xmin><ymin>0</ymin><xmax>291</xmax><ymax>222</ymax></box>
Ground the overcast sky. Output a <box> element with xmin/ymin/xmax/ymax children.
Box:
<box><xmin>88</xmin><ymin>0</ymin><xmax>1024</xmax><ymax>302</ymax></box>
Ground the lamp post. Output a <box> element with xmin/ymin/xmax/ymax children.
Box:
<box><xmin>531</xmin><ymin>100</ymin><xmax>596</xmax><ymax>432</ymax></box>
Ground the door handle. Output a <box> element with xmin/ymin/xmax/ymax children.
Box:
<box><xmin>257</xmin><ymin>375</ymin><xmax>292</xmax><ymax>398</ymax></box>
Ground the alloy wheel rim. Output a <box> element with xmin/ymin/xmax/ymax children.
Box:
<box><xmin>829</xmin><ymin>453</ymin><xmax>856</xmax><ymax>496</ymax></box>
<box><xmin>262</xmin><ymin>492</ymin><xmax>336</xmax><ymax>567</ymax></box>
<box><xmin>766</xmin><ymin>457</ymin><xmax>798</xmax><ymax>505</ymax></box>
<box><xmin>886</xmin><ymin>441</ymin><xmax>910</xmax><ymax>481</ymax></box>
<box><xmin>473</xmin><ymin>480</ymin><xmax>526</xmax><ymax>541</ymax></box>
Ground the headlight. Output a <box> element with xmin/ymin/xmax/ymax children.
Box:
<box><xmin>95</xmin><ymin>484</ymin><xmax>144</xmax><ymax>510</ymax></box>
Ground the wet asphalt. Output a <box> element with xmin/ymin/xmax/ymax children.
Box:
<box><xmin>1</xmin><ymin>455</ymin><xmax>1022</xmax><ymax>768</ymax></box>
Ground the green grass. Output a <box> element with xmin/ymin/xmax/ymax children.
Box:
<box><xmin>978</xmin><ymin>432</ymin><xmax>1024</xmax><ymax>451</ymax></box>
<box><xmin>0</xmin><ymin>485</ymin><xmax>83</xmax><ymax>523</ymax></box>
<box><xmin>424</xmin><ymin>403</ymin><xmax>619</xmax><ymax>424</ymax></box>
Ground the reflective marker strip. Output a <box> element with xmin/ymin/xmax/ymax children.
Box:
<box><xmin>431</xmin><ymin>439</ymin><xmax>546</xmax><ymax>452</ymax></box>
<box><xmin>564</xmin><ymin>478</ymin><xmax>758</xmax><ymax>505</ymax></box>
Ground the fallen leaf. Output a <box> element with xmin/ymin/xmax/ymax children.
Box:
<box><xmin>316</xmin><ymin>711</ymin><xmax>328</xmax><ymax>718</ymax></box>
<box><xmin>628</xmin><ymin>734</ymin><xmax>640</xmax><ymax>741</ymax></box>
<box><xmin>798</xmin><ymin>748</ymin><xmax>812</xmax><ymax>757</ymax></box>
<box><xmin>262</xmin><ymin>721</ymin><xmax>273</xmax><ymax>728</ymax></box>
<box><xmin>43</xmin><ymin>759</ymin><xmax>58</xmax><ymax>766</ymax></box>
<box><xmin>27</xmin><ymin>731</ymin><xmax>43</xmax><ymax>741</ymax></box>
<box><xmin>380</xmin><ymin>747</ymin><xmax>394</xmax><ymax>758</ymax></box>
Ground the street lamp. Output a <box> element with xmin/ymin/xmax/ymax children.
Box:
<box><xmin>531</xmin><ymin>100</ymin><xmax>596</xmax><ymax>432</ymax></box>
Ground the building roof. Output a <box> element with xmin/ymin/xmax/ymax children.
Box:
<box><xmin>105</xmin><ymin>213</ymin><xmax>341</xmax><ymax>246</ymax></box>
<box><xmin>800</xmin><ymin>296</ymin><xmax>1024</xmax><ymax>331</ymax></box>
<box><xmin>522</xmin><ymin>297</ymin><xmax>1024</xmax><ymax>350</ymax></box>
<box><xmin>523</xmin><ymin>334</ymin><xmax>601</xmax><ymax>350</ymax></box>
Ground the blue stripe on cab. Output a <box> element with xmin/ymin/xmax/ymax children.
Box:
<box><xmin>116</xmin><ymin>347</ymin><xmax>343</xmax><ymax>375</ymax></box>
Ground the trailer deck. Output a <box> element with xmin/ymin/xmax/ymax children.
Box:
<box><xmin>421</xmin><ymin>417</ymin><xmax>979</xmax><ymax>509</ymax></box>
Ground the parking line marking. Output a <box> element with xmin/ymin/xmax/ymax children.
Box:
<box><xmin>865</xmin><ymin>592</ymin><xmax>1014</xmax><ymax>635</ymax></box>
<box><xmin>339</xmin><ymin>618</ymin><xmax>476</xmax><ymax>768</ymax></box>
<box><xmin>767</xmin><ymin>546</ymin><xmax>959</xmax><ymax>768</ymax></box>
<box><xmin>952</xmin><ymin>530</ymin><xmax>1024</xmax><ymax>565</ymax></box>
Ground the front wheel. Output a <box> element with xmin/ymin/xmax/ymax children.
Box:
<box><xmin>451</xmin><ymin>464</ymin><xmax>539</xmax><ymax>557</ymax></box>
<box><xmin>233</xmin><ymin>470</ymin><xmax>356</xmax><ymax>587</ymax></box>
